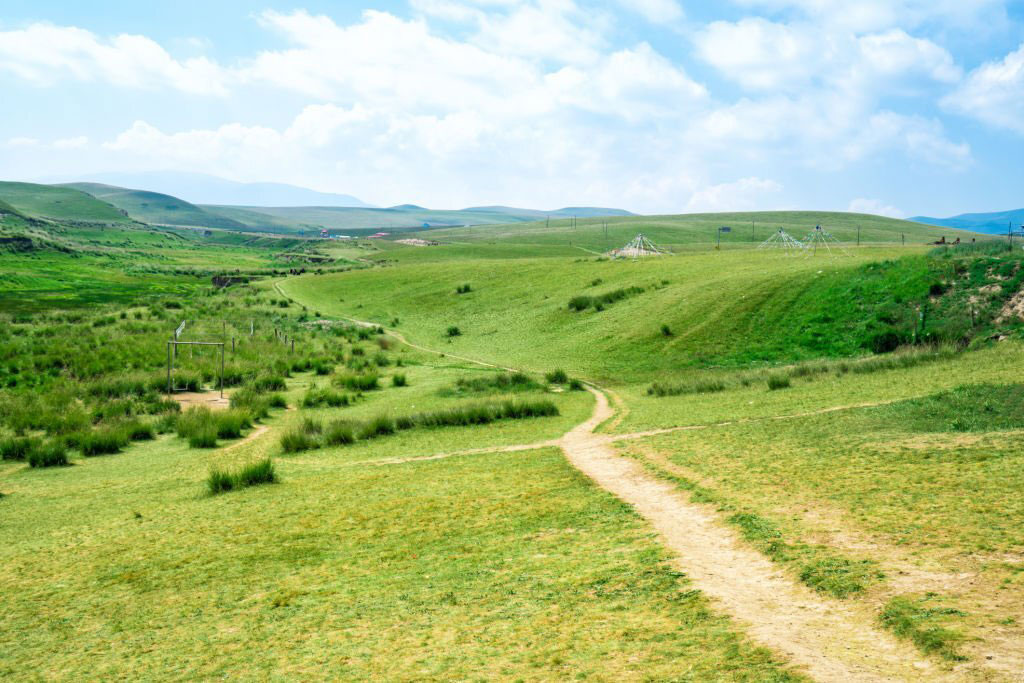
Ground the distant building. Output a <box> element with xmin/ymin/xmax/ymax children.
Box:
<box><xmin>320</xmin><ymin>229</ymin><xmax>329</xmax><ymax>238</ymax></box>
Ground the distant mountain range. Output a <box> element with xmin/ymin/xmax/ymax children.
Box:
<box><xmin>911</xmin><ymin>208</ymin><xmax>1024</xmax><ymax>235</ymax></box>
<box><xmin>1</xmin><ymin>176</ymin><xmax>635</xmax><ymax>236</ymax></box>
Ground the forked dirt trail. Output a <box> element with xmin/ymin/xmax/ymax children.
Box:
<box><xmin>276</xmin><ymin>297</ymin><xmax>955</xmax><ymax>680</ymax></box>
<box><xmin>561</xmin><ymin>387</ymin><xmax>941</xmax><ymax>682</ymax></box>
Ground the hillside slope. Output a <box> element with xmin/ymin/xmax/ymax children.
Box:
<box><xmin>203</xmin><ymin>204</ymin><xmax>636</xmax><ymax>235</ymax></box>
<box><xmin>0</xmin><ymin>182</ymin><xmax>132</xmax><ymax>224</ymax></box>
<box><xmin>423</xmin><ymin>210</ymin><xmax>977</xmax><ymax>250</ymax></box>
<box><xmin>283</xmin><ymin>238</ymin><xmax>1021</xmax><ymax>382</ymax></box>
<box><xmin>63</xmin><ymin>182</ymin><xmax>248</xmax><ymax>230</ymax></box>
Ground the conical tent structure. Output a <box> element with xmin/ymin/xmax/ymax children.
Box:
<box><xmin>801</xmin><ymin>225</ymin><xmax>848</xmax><ymax>256</ymax></box>
<box><xmin>758</xmin><ymin>228</ymin><xmax>807</xmax><ymax>254</ymax></box>
<box><xmin>608</xmin><ymin>233</ymin><xmax>670</xmax><ymax>258</ymax></box>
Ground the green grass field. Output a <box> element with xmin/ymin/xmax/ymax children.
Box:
<box><xmin>2</xmin><ymin>206</ymin><xmax>1022</xmax><ymax>679</ymax></box>
<box><xmin>0</xmin><ymin>182</ymin><xmax>133</xmax><ymax>224</ymax></box>
<box><xmin>64</xmin><ymin>182</ymin><xmax>249</xmax><ymax>231</ymax></box>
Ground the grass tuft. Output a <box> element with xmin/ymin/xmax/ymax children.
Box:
<box><xmin>207</xmin><ymin>458</ymin><xmax>277</xmax><ymax>495</ymax></box>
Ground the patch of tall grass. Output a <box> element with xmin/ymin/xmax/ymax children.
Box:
<box><xmin>333</xmin><ymin>371</ymin><xmax>379</xmax><ymax>391</ymax></box>
<box><xmin>207</xmin><ymin>458</ymin><xmax>277</xmax><ymax>495</ymax></box>
<box><xmin>28</xmin><ymin>441</ymin><xmax>69</xmax><ymax>468</ymax></box>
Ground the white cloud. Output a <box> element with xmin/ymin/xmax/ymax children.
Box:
<box><xmin>6</xmin><ymin>136</ymin><xmax>38</xmax><ymax>147</ymax></box>
<box><xmin>847</xmin><ymin>197</ymin><xmax>905</xmax><ymax>218</ymax></box>
<box><xmin>694</xmin><ymin>19</ymin><xmax>959</xmax><ymax>93</ymax></box>
<box><xmin>0</xmin><ymin>23</ymin><xmax>227</xmax><ymax>94</ymax></box>
<box><xmin>686</xmin><ymin>177</ymin><xmax>784</xmax><ymax>212</ymax></box>
<box><xmin>52</xmin><ymin>136</ymin><xmax>88</xmax><ymax>149</ymax></box>
<box><xmin>0</xmin><ymin>5</ymin><xmax>988</xmax><ymax>212</ymax></box>
<box><xmin>842</xmin><ymin>112</ymin><xmax>970</xmax><ymax>167</ymax></box>
<box><xmin>694</xmin><ymin>19</ymin><xmax>823</xmax><ymax>90</ymax></box>
<box><xmin>943</xmin><ymin>43</ymin><xmax>1024</xmax><ymax>134</ymax></box>
<box><xmin>616</xmin><ymin>0</ymin><xmax>684</xmax><ymax>24</ymax></box>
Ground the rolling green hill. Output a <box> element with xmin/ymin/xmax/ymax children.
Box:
<box><xmin>201</xmin><ymin>204</ymin><xmax>635</xmax><ymax>235</ymax></box>
<box><xmin>422</xmin><ymin>210</ymin><xmax>976</xmax><ymax>251</ymax></box>
<box><xmin>62</xmin><ymin>182</ymin><xmax>248</xmax><ymax>231</ymax></box>
<box><xmin>0</xmin><ymin>182</ymin><xmax>133</xmax><ymax>224</ymax></box>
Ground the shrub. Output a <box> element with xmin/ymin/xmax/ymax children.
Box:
<box><xmin>280</xmin><ymin>428</ymin><xmax>320</xmax><ymax>453</ymax></box>
<box><xmin>545</xmin><ymin>369</ymin><xmax>569</xmax><ymax>384</ymax></box>
<box><xmin>79</xmin><ymin>427</ymin><xmax>129</xmax><ymax>456</ymax></box>
<box><xmin>28</xmin><ymin>442</ymin><xmax>69</xmax><ymax>468</ymax></box>
<box><xmin>302</xmin><ymin>387</ymin><xmax>350</xmax><ymax>408</ymax></box>
<box><xmin>251</xmin><ymin>376</ymin><xmax>287</xmax><ymax>392</ymax></box>
<box><xmin>451</xmin><ymin>372</ymin><xmax>540</xmax><ymax>394</ymax></box>
<box><xmin>215</xmin><ymin>410</ymin><xmax>252</xmax><ymax>439</ymax></box>
<box><xmin>767</xmin><ymin>375</ymin><xmax>792</xmax><ymax>391</ymax></box>
<box><xmin>333</xmin><ymin>372</ymin><xmax>379</xmax><ymax>391</ymax></box>
<box><xmin>0</xmin><ymin>436</ymin><xmax>39</xmax><ymax>461</ymax></box>
<box><xmin>661</xmin><ymin>323</ymin><xmax>673</xmax><ymax>336</ymax></box>
<box><xmin>358</xmin><ymin>415</ymin><xmax>396</xmax><ymax>440</ymax></box>
<box><xmin>188</xmin><ymin>426</ymin><xmax>218</xmax><ymax>449</ymax></box>
<box><xmin>324</xmin><ymin>420</ymin><xmax>356</xmax><ymax>446</ymax></box>
<box><xmin>568</xmin><ymin>295</ymin><xmax>592</xmax><ymax>311</ymax></box>
<box><xmin>647</xmin><ymin>380</ymin><xmax>727</xmax><ymax>397</ymax></box>
<box><xmin>446</xmin><ymin>326</ymin><xmax>462</xmax><ymax>337</ymax></box>
<box><xmin>237</xmin><ymin>458</ymin><xmax>277</xmax><ymax>487</ymax></box>
<box><xmin>301</xmin><ymin>417</ymin><xmax>323</xmax><ymax>435</ymax></box>
<box><xmin>176</xmin><ymin>407</ymin><xmax>221</xmax><ymax>448</ymax></box>
<box><xmin>568</xmin><ymin>286</ymin><xmax>644</xmax><ymax>312</ymax></box>
<box><xmin>568</xmin><ymin>379</ymin><xmax>585</xmax><ymax>391</ymax></box>
<box><xmin>373</xmin><ymin>352</ymin><xmax>391</xmax><ymax>367</ymax></box>
<box><xmin>392</xmin><ymin>373</ymin><xmax>407</xmax><ymax>387</ymax></box>
<box><xmin>207</xmin><ymin>469</ymin><xmax>235</xmax><ymax>494</ymax></box>
<box><xmin>456</xmin><ymin>283</ymin><xmax>472</xmax><ymax>294</ymax></box>
<box><xmin>123</xmin><ymin>419</ymin><xmax>156</xmax><ymax>441</ymax></box>
<box><xmin>207</xmin><ymin>458</ymin><xmax>277</xmax><ymax>495</ymax></box>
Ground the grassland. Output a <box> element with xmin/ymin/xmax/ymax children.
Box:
<box><xmin>63</xmin><ymin>182</ymin><xmax>249</xmax><ymax>231</ymax></box>
<box><xmin>422</xmin><ymin>210</ymin><xmax>969</xmax><ymax>251</ymax></box>
<box><xmin>0</xmin><ymin>182</ymin><xmax>133</xmax><ymax>224</ymax></box>
<box><xmin>4</xmin><ymin>204</ymin><xmax>1023</xmax><ymax>679</ymax></box>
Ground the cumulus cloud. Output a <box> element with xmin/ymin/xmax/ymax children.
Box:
<box><xmin>694</xmin><ymin>19</ymin><xmax>959</xmax><ymax>93</ymax></box>
<box><xmin>52</xmin><ymin>136</ymin><xmax>89</xmax><ymax>149</ymax></box>
<box><xmin>0</xmin><ymin>23</ymin><xmax>228</xmax><ymax>94</ymax></box>
<box><xmin>943</xmin><ymin>43</ymin><xmax>1024</xmax><ymax>134</ymax></box>
<box><xmin>847</xmin><ymin>197</ymin><xmax>905</xmax><ymax>218</ymax></box>
<box><xmin>0</xmin><ymin>4</ymin><xmax>990</xmax><ymax>211</ymax></box>
<box><xmin>686</xmin><ymin>177</ymin><xmax>785</xmax><ymax>212</ymax></box>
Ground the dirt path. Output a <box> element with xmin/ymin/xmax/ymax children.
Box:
<box><xmin>271</xmin><ymin>294</ymin><xmax>954</xmax><ymax>681</ymax></box>
<box><xmin>560</xmin><ymin>387</ymin><xmax>942</xmax><ymax>682</ymax></box>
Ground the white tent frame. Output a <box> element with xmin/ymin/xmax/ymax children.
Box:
<box><xmin>609</xmin><ymin>233</ymin><xmax>670</xmax><ymax>259</ymax></box>
<box><xmin>757</xmin><ymin>229</ymin><xmax>807</xmax><ymax>254</ymax></box>
<box><xmin>801</xmin><ymin>225</ymin><xmax>849</xmax><ymax>256</ymax></box>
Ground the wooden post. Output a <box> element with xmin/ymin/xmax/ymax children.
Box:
<box><xmin>166</xmin><ymin>341</ymin><xmax>172</xmax><ymax>394</ymax></box>
<box><xmin>857</xmin><ymin>226</ymin><xmax>860</xmax><ymax>247</ymax></box>
<box><xmin>220</xmin><ymin>344</ymin><xmax>225</xmax><ymax>399</ymax></box>
<box><xmin>291</xmin><ymin>339</ymin><xmax>294</xmax><ymax>353</ymax></box>
<box><xmin>232</xmin><ymin>337</ymin><xmax>235</xmax><ymax>353</ymax></box>
<box><xmin>901</xmin><ymin>233</ymin><xmax>905</xmax><ymax>246</ymax></box>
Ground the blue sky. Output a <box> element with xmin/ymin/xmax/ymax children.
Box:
<box><xmin>1</xmin><ymin>0</ymin><xmax>1022</xmax><ymax>216</ymax></box>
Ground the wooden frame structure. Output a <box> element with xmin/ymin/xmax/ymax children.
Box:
<box><xmin>166</xmin><ymin>341</ymin><xmax>225</xmax><ymax>398</ymax></box>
